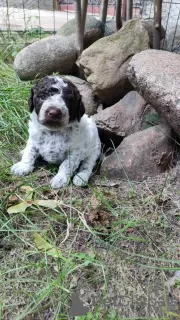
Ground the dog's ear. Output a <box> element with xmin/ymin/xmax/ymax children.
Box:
<box><xmin>28</xmin><ymin>87</ymin><xmax>34</xmax><ymax>113</ymax></box>
<box><xmin>77</xmin><ymin>95</ymin><xmax>85</xmax><ymax>122</ymax></box>
<box><xmin>62</xmin><ymin>78</ymin><xmax>85</xmax><ymax>122</ymax></box>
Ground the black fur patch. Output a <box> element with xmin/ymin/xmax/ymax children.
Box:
<box><xmin>62</xmin><ymin>78</ymin><xmax>85</xmax><ymax>122</ymax></box>
<box><xmin>28</xmin><ymin>76</ymin><xmax>85</xmax><ymax>122</ymax></box>
<box><xmin>28</xmin><ymin>76</ymin><xmax>60</xmax><ymax>114</ymax></box>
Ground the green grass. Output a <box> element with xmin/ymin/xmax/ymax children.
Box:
<box><xmin>0</xmin><ymin>61</ymin><xmax>31</xmax><ymax>159</ymax></box>
<box><xmin>0</xmin><ymin>28</ymin><xmax>54</xmax><ymax>63</ymax></box>
<box><xmin>0</xmin><ymin>61</ymin><xmax>180</xmax><ymax>320</ymax></box>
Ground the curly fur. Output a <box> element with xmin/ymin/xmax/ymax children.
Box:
<box><xmin>11</xmin><ymin>76</ymin><xmax>101</xmax><ymax>188</ymax></box>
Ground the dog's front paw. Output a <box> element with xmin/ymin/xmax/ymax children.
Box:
<box><xmin>11</xmin><ymin>162</ymin><xmax>34</xmax><ymax>176</ymax></box>
<box><xmin>50</xmin><ymin>173</ymin><xmax>70</xmax><ymax>189</ymax></box>
<box><xmin>73</xmin><ymin>172</ymin><xmax>89</xmax><ymax>187</ymax></box>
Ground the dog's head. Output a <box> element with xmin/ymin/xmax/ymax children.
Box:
<box><xmin>28</xmin><ymin>76</ymin><xmax>85</xmax><ymax>130</ymax></box>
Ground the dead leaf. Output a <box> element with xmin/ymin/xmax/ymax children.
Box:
<box><xmin>20</xmin><ymin>185</ymin><xmax>34</xmax><ymax>200</ymax></box>
<box><xmin>34</xmin><ymin>232</ymin><xmax>59</xmax><ymax>258</ymax></box>
<box><xmin>7</xmin><ymin>201</ymin><xmax>32</xmax><ymax>214</ymax></box>
<box><xmin>34</xmin><ymin>233</ymin><xmax>69</xmax><ymax>262</ymax></box>
<box><xmin>7</xmin><ymin>199</ymin><xmax>62</xmax><ymax>214</ymax></box>
<box><xmin>8</xmin><ymin>195</ymin><xmax>19</xmax><ymax>204</ymax></box>
<box><xmin>20</xmin><ymin>186</ymin><xmax>33</xmax><ymax>192</ymax></box>
<box><xmin>34</xmin><ymin>199</ymin><xmax>59</xmax><ymax>209</ymax></box>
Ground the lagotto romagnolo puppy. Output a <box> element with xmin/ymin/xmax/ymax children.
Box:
<box><xmin>11</xmin><ymin>76</ymin><xmax>101</xmax><ymax>188</ymax></box>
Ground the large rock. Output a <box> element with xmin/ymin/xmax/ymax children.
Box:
<box><xmin>57</xmin><ymin>16</ymin><xmax>103</xmax><ymax>49</ymax></box>
<box><xmin>105</xmin><ymin>19</ymin><xmax>166</xmax><ymax>46</ymax></box>
<box><xmin>64</xmin><ymin>75</ymin><xmax>99</xmax><ymax>115</ymax></box>
<box><xmin>100</xmin><ymin>124</ymin><xmax>173</xmax><ymax>181</ymax></box>
<box><xmin>14</xmin><ymin>35</ymin><xmax>77</xmax><ymax>81</ymax></box>
<box><xmin>128</xmin><ymin>49</ymin><xmax>180</xmax><ymax>137</ymax></box>
<box><xmin>78</xmin><ymin>19</ymin><xmax>149</xmax><ymax>106</ymax></box>
<box><xmin>93</xmin><ymin>91</ymin><xmax>148</xmax><ymax>146</ymax></box>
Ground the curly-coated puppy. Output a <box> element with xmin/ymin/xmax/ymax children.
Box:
<box><xmin>11</xmin><ymin>76</ymin><xmax>101</xmax><ymax>188</ymax></box>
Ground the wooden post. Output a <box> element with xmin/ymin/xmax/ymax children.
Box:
<box><xmin>116</xmin><ymin>0</ymin><xmax>122</xmax><ymax>30</ymax></box>
<box><xmin>75</xmin><ymin>0</ymin><xmax>84</xmax><ymax>56</ymax></box>
<box><xmin>126</xmin><ymin>0</ymin><xmax>133</xmax><ymax>20</ymax></box>
<box><xmin>53</xmin><ymin>0</ymin><xmax>58</xmax><ymax>10</ymax></box>
<box><xmin>100</xmin><ymin>0</ymin><xmax>109</xmax><ymax>25</ymax></box>
<box><xmin>153</xmin><ymin>0</ymin><xmax>163</xmax><ymax>49</ymax></box>
<box><xmin>122</xmin><ymin>0</ymin><xmax>126</xmax><ymax>21</ymax></box>
<box><xmin>81</xmin><ymin>0</ymin><xmax>88</xmax><ymax>36</ymax></box>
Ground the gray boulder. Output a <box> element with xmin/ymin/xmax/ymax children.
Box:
<box><xmin>104</xmin><ymin>19</ymin><xmax>166</xmax><ymax>45</ymax></box>
<box><xmin>14</xmin><ymin>35</ymin><xmax>77</xmax><ymax>81</ymax></box>
<box><xmin>64</xmin><ymin>75</ymin><xmax>99</xmax><ymax>115</ymax></box>
<box><xmin>78</xmin><ymin>19</ymin><xmax>149</xmax><ymax>106</ymax></box>
<box><xmin>57</xmin><ymin>16</ymin><xmax>104</xmax><ymax>49</ymax></box>
<box><xmin>100</xmin><ymin>124</ymin><xmax>173</xmax><ymax>181</ymax></box>
<box><xmin>93</xmin><ymin>91</ymin><xmax>148</xmax><ymax>146</ymax></box>
<box><xmin>128</xmin><ymin>49</ymin><xmax>180</xmax><ymax>137</ymax></box>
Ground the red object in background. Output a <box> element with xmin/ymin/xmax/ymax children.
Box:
<box><xmin>59</xmin><ymin>3</ymin><xmax>116</xmax><ymax>17</ymax></box>
<box><xmin>122</xmin><ymin>0</ymin><xmax>126</xmax><ymax>20</ymax></box>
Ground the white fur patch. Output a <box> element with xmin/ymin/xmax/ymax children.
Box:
<box><xmin>11</xmin><ymin>112</ymin><xmax>101</xmax><ymax>188</ymax></box>
<box><xmin>48</xmin><ymin>76</ymin><xmax>67</xmax><ymax>89</ymax></box>
<box><xmin>38</xmin><ymin>94</ymin><xmax>69</xmax><ymax>126</ymax></box>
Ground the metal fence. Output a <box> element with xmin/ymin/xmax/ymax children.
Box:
<box><xmin>0</xmin><ymin>0</ymin><xmax>180</xmax><ymax>56</ymax></box>
<box><xmin>140</xmin><ymin>0</ymin><xmax>180</xmax><ymax>51</ymax></box>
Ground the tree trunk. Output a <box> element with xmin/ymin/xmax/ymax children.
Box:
<box><xmin>116</xmin><ymin>0</ymin><xmax>122</xmax><ymax>30</ymax></box>
<box><xmin>100</xmin><ymin>0</ymin><xmax>108</xmax><ymax>25</ymax></box>
<box><xmin>75</xmin><ymin>0</ymin><xmax>84</xmax><ymax>56</ymax></box>
<box><xmin>126</xmin><ymin>0</ymin><xmax>133</xmax><ymax>20</ymax></box>
<box><xmin>153</xmin><ymin>0</ymin><xmax>163</xmax><ymax>49</ymax></box>
<box><xmin>81</xmin><ymin>0</ymin><xmax>88</xmax><ymax>36</ymax></box>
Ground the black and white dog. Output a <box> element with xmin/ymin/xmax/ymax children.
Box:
<box><xmin>11</xmin><ymin>76</ymin><xmax>101</xmax><ymax>188</ymax></box>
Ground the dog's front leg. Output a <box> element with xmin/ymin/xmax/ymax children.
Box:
<box><xmin>11</xmin><ymin>139</ymin><xmax>38</xmax><ymax>176</ymax></box>
<box><xmin>50</xmin><ymin>152</ymin><xmax>81</xmax><ymax>189</ymax></box>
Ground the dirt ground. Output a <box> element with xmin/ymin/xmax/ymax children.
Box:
<box><xmin>1</xmin><ymin>159</ymin><xmax>180</xmax><ymax>319</ymax></box>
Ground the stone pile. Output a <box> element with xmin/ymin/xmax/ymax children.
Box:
<box><xmin>14</xmin><ymin>17</ymin><xmax>179</xmax><ymax>182</ymax></box>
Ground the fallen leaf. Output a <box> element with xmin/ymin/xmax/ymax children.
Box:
<box><xmin>20</xmin><ymin>186</ymin><xmax>33</xmax><ymax>192</ymax></box>
<box><xmin>34</xmin><ymin>232</ymin><xmax>59</xmax><ymax>258</ymax></box>
<box><xmin>7</xmin><ymin>201</ymin><xmax>32</xmax><ymax>214</ymax></box>
<box><xmin>34</xmin><ymin>232</ymin><xmax>69</xmax><ymax>262</ymax></box>
<box><xmin>34</xmin><ymin>199</ymin><xmax>59</xmax><ymax>209</ymax></box>
<box><xmin>7</xmin><ymin>199</ymin><xmax>62</xmax><ymax>214</ymax></box>
<box><xmin>8</xmin><ymin>195</ymin><xmax>19</xmax><ymax>204</ymax></box>
<box><xmin>20</xmin><ymin>185</ymin><xmax>34</xmax><ymax>200</ymax></box>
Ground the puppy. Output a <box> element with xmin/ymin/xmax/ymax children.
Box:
<box><xmin>11</xmin><ymin>76</ymin><xmax>101</xmax><ymax>188</ymax></box>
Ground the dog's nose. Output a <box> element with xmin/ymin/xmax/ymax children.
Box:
<box><xmin>47</xmin><ymin>108</ymin><xmax>61</xmax><ymax>118</ymax></box>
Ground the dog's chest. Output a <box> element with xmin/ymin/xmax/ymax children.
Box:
<box><xmin>37</xmin><ymin>131</ymin><xmax>70</xmax><ymax>164</ymax></box>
